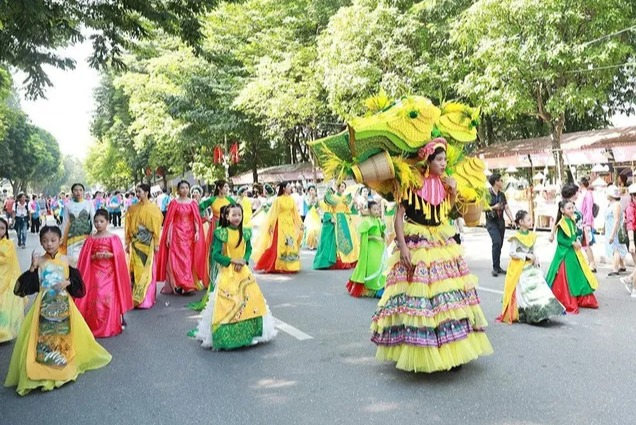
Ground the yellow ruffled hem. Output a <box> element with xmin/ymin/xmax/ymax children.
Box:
<box><xmin>375</xmin><ymin>332</ymin><xmax>493</xmax><ymax>373</ymax></box>
<box><xmin>386</xmin><ymin>242</ymin><xmax>465</xmax><ymax>266</ymax></box>
<box><xmin>381</xmin><ymin>274</ymin><xmax>479</xmax><ymax>300</ymax></box>
<box><xmin>372</xmin><ymin>303</ymin><xmax>489</xmax><ymax>331</ymax></box>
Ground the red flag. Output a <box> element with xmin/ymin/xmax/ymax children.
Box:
<box><xmin>213</xmin><ymin>146</ymin><xmax>224</xmax><ymax>164</ymax></box>
<box><xmin>230</xmin><ymin>142</ymin><xmax>240</xmax><ymax>164</ymax></box>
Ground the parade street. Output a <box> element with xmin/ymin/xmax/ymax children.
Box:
<box><xmin>1</xmin><ymin>228</ymin><xmax>634</xmax><ymax>425</ymax></box>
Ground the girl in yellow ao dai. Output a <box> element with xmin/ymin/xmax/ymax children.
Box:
<box><xmin>0</xmin><ymin>217</ymin><xmax>26</xmax><ymax>343</ymax></box>
<box><xmin>4</xmin><ymin>226</ymin><xmax>111</xmax><ymax>396</ymax></box>
<box><xmin>193</xmin><ymin>204</ymin><xmax>277</xmax><ymax>350</ymax></box>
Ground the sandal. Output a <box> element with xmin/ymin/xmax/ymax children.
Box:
<box><xmin>619</xmin><ymin>267</ymin><xmax>627</xmax><ymax>272</ymax></box>
<box><xmin>590</xmin><ymin>268</ymin><xmax>597</xmax><ymax>273</ymax></box>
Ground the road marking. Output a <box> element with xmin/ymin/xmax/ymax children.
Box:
<box><xmin>274</xmin><ymin>317</ymin><xmax>313</xmax><ymax>341</ymax></box>
<box><xmin>477</xmin><ymin>286</ymin><xmax>504</xmax><ymax>295</ymax></box>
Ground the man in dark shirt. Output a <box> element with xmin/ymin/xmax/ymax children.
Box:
<box><xmin>486</xmin><ymin>173</ymin><xmax>515</xmax><ymax>277</ymax></box>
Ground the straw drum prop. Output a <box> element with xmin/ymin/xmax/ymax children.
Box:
<box><xmin>458</xmin><ymin>202</ymin><xmax>483</xmax><ymax>227</ymax></box>
<box><xmin>351</xmin><ymin>151</ymin><xmax>396</xmax><ymax>184</ymax></box>
<box><xmin>451</xmin><ymin>157</ymin><xmax>489</xmax><ymax>227</ymax></box>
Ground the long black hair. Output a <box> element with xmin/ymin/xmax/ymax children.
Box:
<box><xmin>214</xmin><ymin>180</ymin><xmax>228</xmax><ymax>197</ymax></box>
<box><xmin>555</xmin><ymin>199</ymin><xmax>574</xmax><ymax>226</ymax></box>
<box><xmin>219</xmin><ymin>204</ymin><xmax>244</xmax><ymax>248</ymax></box>
<box><xmin>137</xmin><ymin>183</ymin><xmax>151</xmax><ymax>196</ymax></box>
<box><xmin>0</xmin><ymin>217</ymin><xmax>9</xmax><ymax>239</ymax></box>
<box><xmin>277</xmin><ymin>181</ymin><xmax>290</xmax><ymax>196</ymax></box>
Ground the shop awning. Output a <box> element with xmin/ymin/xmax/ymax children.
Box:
<box><xmin>475</xmin><ymin>125</ymin><xmax>636</xmax><ymax>169</ymax></box>
<box><xmin>231</xmin><ymin>162</ymin><xmax>323</xmax><ymax>185</ymax></box>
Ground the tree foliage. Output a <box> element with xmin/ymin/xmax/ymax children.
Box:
<box><xmin>0</xmin><ymin>111</ymin><xmax>62</xmax><ymax>194</ymax></box>
<box><xmin>452</xmin><ymin>0</ymin><xmax>636</xmax><ymax>179</ymax></box>
<box><xmin>85</xmin><ymin>0</ymin><xmax>636</xmax><ymax>189</ymax></box>
<box><xmin>0</xmin><ymin>0</ymin><xmax>224</xmax><ymax>99</ymax></box>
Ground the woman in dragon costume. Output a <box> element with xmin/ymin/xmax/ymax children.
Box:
<box><xmin>310</xmin><ymin>94</ymin><xmax>493</xmax><ymax>372</ymax></box>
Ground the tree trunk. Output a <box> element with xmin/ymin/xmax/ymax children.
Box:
<box><xmin>550</xmin><ymin>113</ymin><xmax>566</xmax><ymax>186</ymax></box>
<box><xmin>486</xmin><ymin>115</ymin><xmax>495</xmax><ymax>146</ymax></box>
<box><xmin>252</xmin><ymin>151</ymin><xmax>259</xmax><ymax>183</ymax></box>
<box><xmin>477</xmin><ymin>114</ymin><xmax>487</xmax><ymax>148</ymax></box>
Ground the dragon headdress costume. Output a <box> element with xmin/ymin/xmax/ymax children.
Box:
<box><xmin>309</xmin><ymin>93</ymin><xmax>489</xmax><ymax>223</ymax></box>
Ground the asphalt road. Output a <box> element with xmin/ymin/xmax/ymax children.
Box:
<box><xmin>1</xmin><ymin>227</ymin><xmax>635</xmax><ymax>425</ymax></box>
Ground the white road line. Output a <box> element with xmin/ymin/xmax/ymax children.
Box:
<box><xmin>477</xmin><ymin>286</ymin><xmax>504</xmax><ymax>295</ymax></box>
<box><xmin>273</xmin><ymin>317</ymin><xmax>313</xmax><ymax>341</ymax></box>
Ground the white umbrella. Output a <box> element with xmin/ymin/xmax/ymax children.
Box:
<box><xmin>532</xmin><ymin>172</ymin><xmax>545</xmax><ymax>181</ymax></box>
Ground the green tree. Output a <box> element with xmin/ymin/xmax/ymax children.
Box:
<box><xmin>85</xmin><ymin>140</ymin><xmax>136</xmax><ymax>191</ymax></box>
<box><xmin>452</xmin><ymin>0</ymin><xmax>636</xmax><ymax>181</ymax></box>
<box><xmin>90</xmin><ymin>73</ymin><xmax>145</xmax><ymax>187</ymax></box>
<box><xmin>40</xmin><ymin>155</ymin><xmax>88</xmax><ymax>195</ymax></box>
<box><xmin>0</xmin><ymin>0</ymin><xmax>224</xmax><ymax>99</ymax></box>
<box><xmin>317</xmin><ymin>0</ymin><xmax>427</xmax><ymax>119</ymax></box>
<box><xmin>0</xmin><ymin>113</ymin><xmax>61</xmax><ymax>194</ymax></box>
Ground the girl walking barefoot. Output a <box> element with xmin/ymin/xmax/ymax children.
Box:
<box><xmin>346</xmin><ymin>201</ymin><xmax>387</xmax><ymax>298</ymax></box>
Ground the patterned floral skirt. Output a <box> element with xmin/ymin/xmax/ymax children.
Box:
<box><xmin>370</xmin><ymin>221</ymin><xmax>493</xmax><ymax>372</ymax></box>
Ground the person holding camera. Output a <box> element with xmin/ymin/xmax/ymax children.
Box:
<box><xmin>486</xmin><ymin>173</ymin><xmax>515</xmax><ymax>277</ymax></box>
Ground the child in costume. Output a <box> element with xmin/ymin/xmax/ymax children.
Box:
<box><xmin>193</xmin><ymin>204</ymin><xmax>277</xmax><ymax>350</ymax></box>
<box><xmin>0</xmin><ymin>217</ymin><xmax>27</xmax><ymax>343</ymax></box>
<box><xmin>76</xmin><ymin>209</ymin><xmax>133</xmax><ymax>337</ymax></box>
<box><xmin>497</xmin><ymin>210</ymin><xmax>565</xmax><ymax>324</ymax></box>
<box><xmin>545</xmin><ymin>200</ymin><xmax>599</xmax><ymax>314</ymax></box>
<box><xmin>4</xmin><ymin>226</ymin><xmax>111</xmax><ymax>395</ymax></box>
<box><xmin>346</xmin><ymin>201</ymin><xmax>386</xmax><ymax>298</ymax></box>
<box><xmin>187</xmin><ymin>180</ymin><xmax>235</xmax><ymax>311</ymax></box>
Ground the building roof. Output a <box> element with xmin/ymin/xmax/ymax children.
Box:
<box><xmin>231</xmin><ymin>162</ymin><xmax>323</xmax><ymax>185</ymax></box>
<box><xmin>475</xmin><ymin>125</ymin><xmax>636</xmax><ymax>168</ymax></box>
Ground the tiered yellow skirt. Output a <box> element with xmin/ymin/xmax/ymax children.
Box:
<box><xmin>371</xmin><ymin>221</ymin><xmax>493</xmax><ymax>372</ymax></box>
